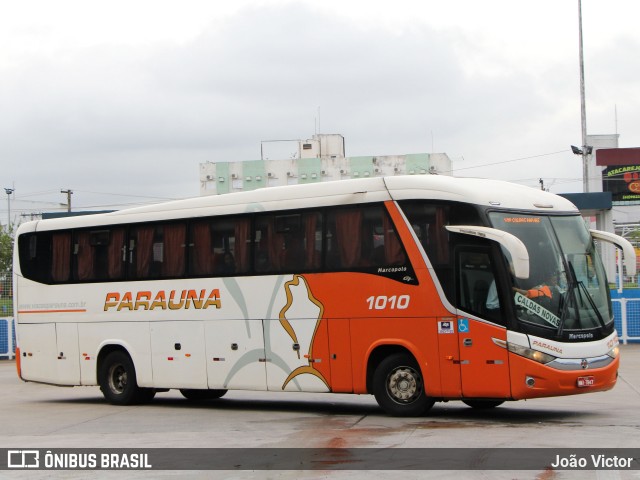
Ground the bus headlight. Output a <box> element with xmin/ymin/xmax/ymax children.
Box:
<box><xmin>507</xmin><ymin>343</ymin><xmax>556</xmax><ymax>365</ymax></box>
<box><xmin>607</xmin><ymin>346</ymin><xmax>620</xmax><ymax>359</ymax></box>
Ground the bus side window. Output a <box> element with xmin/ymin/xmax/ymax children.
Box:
<box><xmin>276</xmin><ymin>211</ymin><xmax>322</xmax><ymax>271</ymax></box>
<box><xmin>403</xmin><ymin>204</ymin><xmax>450</xmax><ymax>265</ymax></box>
<box><xmin>130</xmin><ymin>225</ymin><xmax>154</xmax><ymax>279</ymax></box>
<box><xmin>457</xmin><ymin>249</ymin><xmax>504</xmax><ymax>325</ymax></box>
<box><xmin>254</xmin><ymin>211</ymin><xmax>322</xmax><ymax>274</ymax></box>
<box><xmin>378</xmin><ymin>208</ymin><xmax>406</xmax><ymax>266</ymax></box>
<box><xmin>325</xmin><ymin>205</ymin><xmax>406</xmax><ymax>271</ymax></box>
<box><xmin>190</xmin><ymin>219</ymin><xmax>216</xmax><ymax>276</ymax></box>
<box><xmin>231</xmin><ymin>216</ymin><xmax>251</xmax><ymax>274</ymax></box>
<box><xmin>18</xmin><ymin>232</ymin><xmax>54</xmax><ymax>284</ymax></box>
<box><xmin>302</xmin><ymin>211</ymin><xmax>322</xmax><ymax>270</ymax></box>
<box><xmin>326</xmin><ymin>207</ymin><xmax>364</xmax><ymax>270</ymax></box>
<box><xmin>190</xmin><ymin>216</ymin><xmax>250</xmax><ymax>276</ymax></box>
<box><xmin>254</xmin><ymin>216</ymin><xmax>280</xmax><ymax>273</ymax></box>
<box><xmin>130</xmin><ymin>223</ymin><xmax>186</xmax><ymax>280</ymax></box>
<box><xmin>159</xmin><ymin>223</ymin><xmax>186</xmax><ymax>278</ymax></box>
<box><xmin>106</xmin><ymin>228</ymin><xmax>126</xmax><ymax>280</ymax></box>
<box><xmin>399</xmin><ymin>200</ymin><xmax>483</xmax><ymax>306</ymax></box>
<box><xmin>51</xmin><ymin>232</ymin><xmax>72</xmax><ymax>283</ymax></box>
<box><xmin>73</xmin><ymin>228</ymin><xmax>125</xmax><ymax>282</ymax></box>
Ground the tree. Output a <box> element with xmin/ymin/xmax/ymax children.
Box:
<box><xmin>0</xmin><ymin>226</ymin><xmax>13</xmax><ymax>271</ymax></box>
<box><xmin>0</xmin><ymin>226</ymin><xmax>13</xmax><ymax>301</ymax></box>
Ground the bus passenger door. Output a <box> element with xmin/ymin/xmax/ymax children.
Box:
<box><xmin>456</xmin><ymin>317</ymin><xmax>510</xmax><ymax>398</ymax></box>
<box><xmin>455</xmin><ymin>249</ymin><xmax>511</xmax><ymax>399</ymax></box>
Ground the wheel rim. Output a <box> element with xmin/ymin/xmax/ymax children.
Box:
<box><xmin>387</xmin><ymin>366</ymin><xmax>422</xmax><ymax>404</ymax></box>
<box><xmin>108</xmin><ymin>363</ymin><xmax>127</xmax><ymax>395</ymax></box>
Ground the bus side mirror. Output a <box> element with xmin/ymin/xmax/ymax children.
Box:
<box><xmin>446</xmin><ymin>225</ymin><xmax>530</xmax><ymax>280</ymax></box>
<box><xmin>590</xmin><ymin>229</ymin><xmax>637</xmax><ymax>277</ymax></box>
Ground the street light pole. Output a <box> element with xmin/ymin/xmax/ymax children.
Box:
<box><xmin>4</xmin><ymin>188</ymin><xmax>13</xmax><ymax>229</ymax></box>
<box><xmin>578</xmin><ymin>0</ymin><xmax>589</xmax><ymax>192</ymax></box>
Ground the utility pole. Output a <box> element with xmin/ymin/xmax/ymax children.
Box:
<box><xmin>4</xmin><ymin>188</ymin><xmax>13</xmax><ymax>228</ymax></box>
<box><xmin>578</xmin><ymin>0</ymin><xmax>589</xmax><ymax>192</ymax></box>
<box><xmin>61</xmin><ymin>189</ymin><xmax>73</xmax><ymax>212</ymax></box>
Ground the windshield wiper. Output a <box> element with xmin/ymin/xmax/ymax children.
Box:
<box><xmin>576</xmin><ymin>280</ymin><xmax>606</xmax><ymax>328</ymax></box>
<box><xmin>558</xmin><ymin>262</ymin><xmax>579</xmax><ymax>336</ymax></box>
<box><xmin>558</xmin><ymin>262</ymin><xmax>606</xmax><ymax>335</ymax></box>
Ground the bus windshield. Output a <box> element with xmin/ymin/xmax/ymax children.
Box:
<box><xmin>489</xmin><ymin>213</ymin><xmax>612</xmax><ymax>338</ymax></box>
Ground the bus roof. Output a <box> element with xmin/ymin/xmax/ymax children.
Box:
<box><xmin>18</xmin><ymin>176</ymin><xmax>579</xmax><ymax>233</ymax></box>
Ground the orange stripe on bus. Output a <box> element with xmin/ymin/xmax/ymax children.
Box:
<box><xmin>17</xmin><ymin>309</ymin><xmax>87</xmax><ymax>314</ymax></box>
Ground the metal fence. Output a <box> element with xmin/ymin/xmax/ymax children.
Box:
<box><xmin>0</xmin><ymin>317</ymin><xmax>15</xmax><ymax>360</ymax></box>
<box><xmin>0</xmin><ymin>272</ymin><xmax>11</xmax><ymax>317</ymax></box>
<box><xmin>612</xmin><ymin>298</ymin><xmax>640</xmax><ymax>344</ymax></box>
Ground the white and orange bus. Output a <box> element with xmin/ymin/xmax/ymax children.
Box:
<box><xmin>13</xmin><ymin>176</ymin><xmax>635</xmax><ymax>416</ymax></box>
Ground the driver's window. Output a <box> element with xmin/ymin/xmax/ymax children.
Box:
<box><xmin>457</xmin><ymin>250</ymin><xmax>504</xmax><ymax>325</ymax></box>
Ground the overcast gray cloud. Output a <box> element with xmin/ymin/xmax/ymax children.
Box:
<box><xmin>1</xmin><ymin>1</ymin><xmax>639</xmax><ymax>219</ymax></box>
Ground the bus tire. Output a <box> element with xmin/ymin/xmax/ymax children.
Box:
<box><xmin>99</xmin><ymin>350</ymin><xmax>155</xmax><ymax>405</ymax></box>
<box><xmin>373</xmin><ymin>353</ymin><xmax>434</xmax><ymax>416</ymax></box>
<box><xmin>180</xmin><ymin>389</ymin><xmax>228</xmax><ymax>401</ymax></box>
<box><xmin>462</xmin><ymin>400</ymin><xmax>504</xmax><ymax>409</ymax></box>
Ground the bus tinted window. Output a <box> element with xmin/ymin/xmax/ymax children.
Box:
<box><xmin>399</xmin><ymin>201</ymin><xmax>482</xmax><ymax>265</ymax></box>
<box><xmin>18</xmin><ymin>232</ymin><xmax>53</xmax><ymax>284</ymax></box>
<box><xmin>399</xmin><ymin>201</ymin><xmax>483</xmax><ymax>303</ymax></box>
<box><xmin>189</xmin><ymin>216</ymin><xmax>251</xmax><ymax>276</ymax></box>
<box><xmin>52</xmin><ymin>232</ymin><xmax>72</xmax><ymax>282</ymax></box>
<box><xmin>74</xmin><ymin>228</ymin><xmax>125</xmax><ymax>281</ymax></box>
<box><xmin>18</xmin><ymin>202</ymin><xmax>410</xmax><ymax>284</ymax></box>
<box><xmin>326</xmin><ymin>205</ymin><xmax>405</xmax><ymax>270</ymax></box>
<box><xmin>254</xmin><ymin>211</ymin><xmax>322</xmax><ymax>273</ymax></box>
<box><xmin>129</xmin><ymin>223</ymin><xmax>186</xmax><ymax>279</ymax></box>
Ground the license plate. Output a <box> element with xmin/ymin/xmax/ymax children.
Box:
<box><xmin>577</xmin><ymin>376</ymin><xmax>595</xmax><ymax>388</ymax></box>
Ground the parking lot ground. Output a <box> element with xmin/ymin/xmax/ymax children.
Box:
<box><xmin>0</xmin><ymin>345</ymin><xmax>638</xmax><ymax>479</ymax></box>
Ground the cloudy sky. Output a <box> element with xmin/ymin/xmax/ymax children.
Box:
<box><xmin>1</xmin><ymin>0</ymin><xmax>639</xmax><ymax>221</ymax></box>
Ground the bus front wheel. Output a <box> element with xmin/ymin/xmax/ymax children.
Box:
<box><xmin>99</xmin><ymin>350</ymin><xmax>155</xmax><ymax>405</ymax></box>
<box><xmin>373</xmin><ymin>353</ymin><xmax>435</xmax><ymax>416</ymax></box>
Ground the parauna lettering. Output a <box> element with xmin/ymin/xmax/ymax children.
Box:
<box><xmin>104</xmin><ymin>289</ymin><xmax>221</xmax><ymax>311</ymax></box>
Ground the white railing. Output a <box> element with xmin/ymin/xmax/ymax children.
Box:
<box><xmin>0</xmin><ymin>317</ymin><xmax>15</xmax><ymax>360</ymax></box>
<box><xmin>612</xmin><ymin>298</ymin><xmax>640</xmax><ymax>345</ymax></box>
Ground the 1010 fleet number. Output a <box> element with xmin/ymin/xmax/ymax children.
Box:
<box><xmin>366</xmin><ymin>295</ymin><xmax>410</xmax><ymax>310</ymax></box>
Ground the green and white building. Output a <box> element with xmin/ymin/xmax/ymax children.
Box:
<box><xmin>199</xmin><ymin>134</ymin><xmax>452</xmax><ymax>196</ymax></box>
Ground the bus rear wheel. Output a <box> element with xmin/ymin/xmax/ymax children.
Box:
<box><xmin>99</xmin><ymin>350</ymin><xmax>155</xmax><ymax>405</ymax></box>
<box><xmin>180</xmin><ymin>389</ymin><xmax>228</xmax><ymax>401</ymax></box>
<box><xmin>373</xmin><ymin>353</ymin><xmax>435</xmax><ymax>416</ymax></box>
